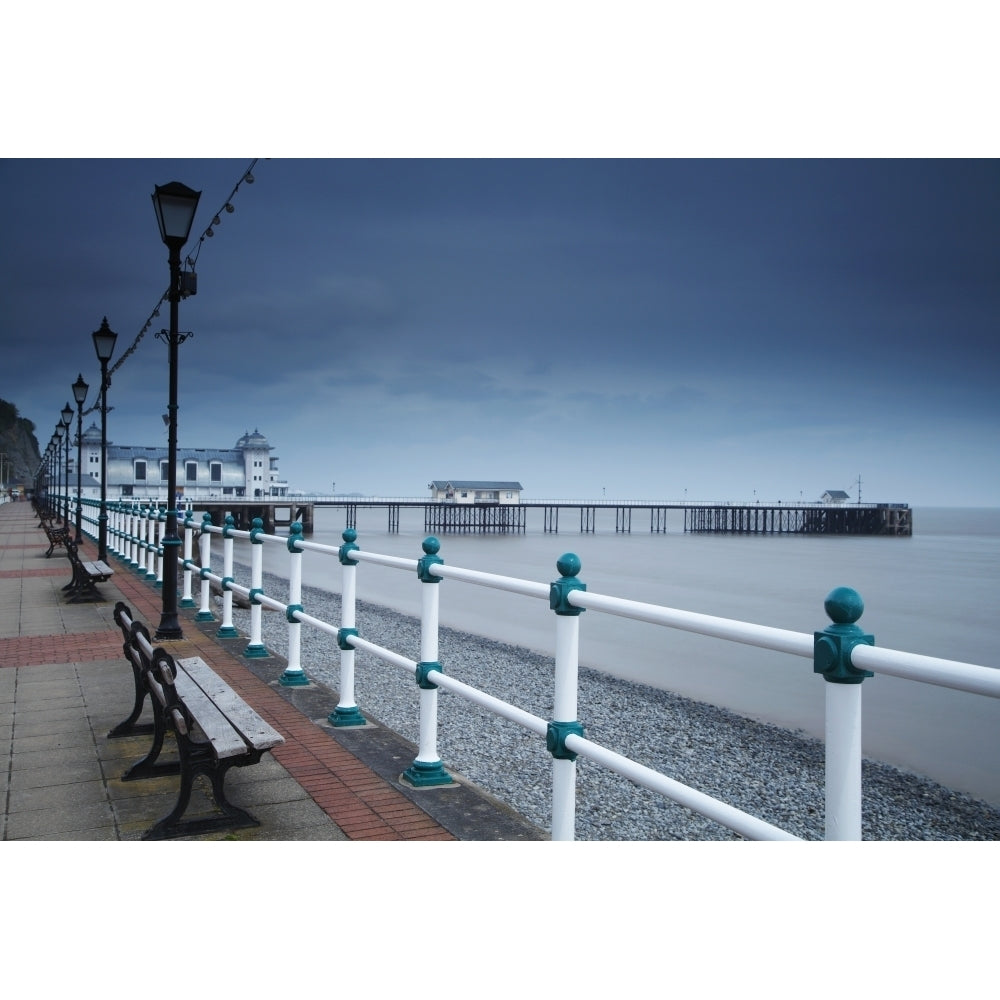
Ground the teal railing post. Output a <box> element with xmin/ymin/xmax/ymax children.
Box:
<box><xmin>180</xmin><ymin>508</ymin><xmax>196</xmax><ymax>607</ymax></box>
<box><xmin>814</xmin><ymin>586</ymin><xmax>874</xmax><ymax>841</ymax></box>
<box><xmin>244</xmin><ymin>517</ymin><xmax>269</xmax><ymax>657</ymax></box>
<box><xmin>216</xmin><ymin>514</ymin><xmax>239</xmax><ymax>638</ymax></box>
<box><xmin>402</xmin><ymin>536</ymin><xmax>453</xmax><ymax>786</ymax></box>
<box><xmin>279</xmin><ymin>521</ymin><xmax>309</xmax><ymax>686</ymax></box>
<box><xmin>195</xmin><ymin>512</ymin><xmax>216</xmax><ymax>622</ymax></box>
<box><xmin>329</xmin><ymin>528</ymin><xmax>365</xmax><ymax>726</ymax></box>
<box><xmin>548</xmin><ymin>553</ymin><xmax>587</xmax><ymax>841</ymax></box>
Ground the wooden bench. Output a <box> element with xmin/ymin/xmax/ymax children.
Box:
<box><xmin>42</xmin><ymin>519</ymin><xmax>70</xmax><ymax>557</ymax></box>
<box><xmin>111</xmin><ymin>602</ymin><xmax>285</xmax><ymax>840</ymax></box>
<box><xmin>63</xmin><ymin>539</ymin><xmax>114</xmax><ymax>602</ymax></box>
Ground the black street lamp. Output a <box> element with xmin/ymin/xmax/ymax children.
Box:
<box><xmin>60</xmin><ymin>401</ymin><xmax>73</xmax><ymax>525</ymax></box>
<box><xmin>152</xmin><ymin>180</ymin><xmax>201</xmax><ymax>641</ymax></box>
<box><xmin>47</xmin><ymin>434</ymin><xmax>56</xmax><ymax>520</ymax></box>
<box><xmin>71</xmin><ymin>374</ymin><xmax>89</xmax><ymax>543</ymax></box>
<box><xmin>54</xmin><ymin>422</ymin><xmax>66</xmax><ymax>523</ymax></box>
<box><xmin>92</xmin><ymin>317</ymin><xmax>118</xmax><ymax>562</ymax></box>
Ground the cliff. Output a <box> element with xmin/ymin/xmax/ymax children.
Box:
<box><xmin>0</xmin><ymin>398</ymin><xmax>43</xmax><ymax>494</ymax></box>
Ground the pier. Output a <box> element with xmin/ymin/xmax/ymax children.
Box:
<box><xmin>192</xmin><ymin>498</ymin><xmax>912</xmax><ymax>536</ymax></box>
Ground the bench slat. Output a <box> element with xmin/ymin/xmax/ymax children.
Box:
<box><xmin>171</xmin><ymin>670</ymin><xmax>249</xmax><ymax>759</ymax></box>
<box><xmin>176</xmin><ymin>656</ymin><xmax>284</xmax><ymax>751</ymax></box>
<box><xmin>82</xmin><ymin>561</ymin><xmax>114</xmax><ymax>580</ymax></box>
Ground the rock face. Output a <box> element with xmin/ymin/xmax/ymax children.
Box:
<box><xmin>0</xmin><ymin>399</ymin><xmax>43</xmax><ymax>494</ymax></box>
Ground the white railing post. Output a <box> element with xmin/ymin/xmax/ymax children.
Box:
<box><xmin>548</xmin><ymin>553</ymin><xmax>587</xmax><ymax>841</ymax></box>
<box><xmin>402</xmin><ymin>537</ymin><xmax>453</xmax><ymax>786</ymax></box>
<box><xmin>115</xmin><ymin>502</ymin><xmax>126</xmax><ymax>559</ymax></box>
<box><xmin>180</xmin><ymin>508</ymin><xmax>196</xmax><ymax>607</ymax></box>
<box><xmin>145</xmin><ymin>507</ymin><xmax>158</xmax><ymax>582</ymax></box>
<box><xmin>136</xmin><ymin>505</ymin><xmax>149</xmax><ymax>577</ymax></box>
<box><xmin>107</xmin><ymin>502</ymin><xmax>119</xmax><ymax>558</ymax></box>
<box><xmin>127</xmin><ymin>505</ymin><xmax>139</xmax><ymax>569</ymax></box>
<box><xmin>154</xmin><ymin>507</ymin><xmax>166</xmax><ymax>588</ymax></box>
<box><xmin>279</xmin><ymin>521</ymin><xmax>309</xmax><ymax>686</ymax></box>
<box><xmin>195</xmin><ymin>512</ymin><xmax>216</xmax><ymax>622</ymax></box>
<box><xmin>243</xmin><ymin>517</ymin><xmax>269</xmax><ymax>657</ymax></box>
<box><xmin>216</xmin><ymin>513</ymin><xmax>239</xmax><ymax>638</ymax></box>
<box><xmin>813</xmin><ymin>586</ymin><xmax>874</xmax><ymax>841</ymax></box>
<box><xmin>328</xmin><ymin>528</ymin><xmax>365</xmax><ymax>726</ymax></box>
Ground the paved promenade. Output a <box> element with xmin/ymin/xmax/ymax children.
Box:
<box><xmin>0</xmin><ymin>501</ymin><xmax>544</xmax><ymax>841</ymax></box>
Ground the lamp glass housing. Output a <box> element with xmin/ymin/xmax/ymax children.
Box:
<box><xmin>72</xmin><ymin>374</ymin><xmax>89</xmax><ymax>406</ymax></box>
<box><xmin>61</xmin><ymin>402</ymin><xmax>73</xmax><ymax>426</ymax></box>
<box><xmin>152</xmin><ymin>181</ymin><xmax>202</xmax><ymax>246</ymax></box>
<box><xmin>92</xmin><ymin>318</ymin><xmax>118</xmax><ymax>362</ymax></box>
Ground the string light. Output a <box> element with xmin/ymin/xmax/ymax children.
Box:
<box><xmin>186</xmin><ymin>158</ymin><xmax>260</xmax><ymax>269</ymax></box>
<box><xmin>88</xmin><ymin>158</ymin><xmax>264</xmax><ymax>397</ymax></box>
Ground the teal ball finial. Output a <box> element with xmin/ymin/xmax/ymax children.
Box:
<box><xmin>423</xmin><ymin>536</ymin><xmax>441</xmax><ymax>555</ymax></box>
<box><xmin>557</xmin><ymin>553</ymin><xmax>581</xmax><ymax>578</ymax></box>
<box><xmin>342</xmin><ymin>527</ymin><xmax>357</xmax><ymax>543</ymax></box>
<box><xmin>825</xmin><ymin>587</ymin><xmax>864</xmax><ymax>625</ymax></box>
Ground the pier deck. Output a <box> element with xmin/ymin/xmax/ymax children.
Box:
<box><xmin>194</xmin><ymin>500</ymin><xmax>912</xmax><ymax>536</ymax></box>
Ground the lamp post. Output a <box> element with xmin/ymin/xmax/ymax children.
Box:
<box><xmin>60</xmin><ymin>401</ymin><xmax>73</xmax><ymax>525</ymax></box>
<box><xmin>54</xmin><ymin>423</ymin><xmax>66</xmax><ymax>523</ymax></box>
<box><xmin>44</xmin><ymin>440</ymin><xmax>52</xmax><ymax>516</ymax></box>
<box><xmin>71</xmin><ymin>375</ymin><xmax>89</xmax><ymax>542</ymax></box>
<box><xmin>152</xmin><ymin>180</ymin><xmax>201</xmax><ymax>641</ymax></box>
<box><xmin>92</xmin><ymin>317</ymin><xmax>118</xmax><ymax>562</ymax></box>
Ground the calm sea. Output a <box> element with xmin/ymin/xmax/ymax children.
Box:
<box><xmin>240</xmin><ymin>504</ymin><xmax>999</xmax><ymax>805</ymax></box>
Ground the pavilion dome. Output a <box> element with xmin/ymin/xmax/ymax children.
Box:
<box><xmin>236</xmin><ymin>428</ymin><xmax>271</xmax><ymax>450</ymax></box>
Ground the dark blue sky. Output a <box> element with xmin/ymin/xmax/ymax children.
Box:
<box><xmin>2</xmin><ymin>157</ymin><xmax>997</xmax><ymax>505</ymax></box>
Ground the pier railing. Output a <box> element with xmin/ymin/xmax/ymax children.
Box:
<box><xmin>78</xmin><ymin>499</ymin><xmax>996</xmax><ymax>840</ymax></box>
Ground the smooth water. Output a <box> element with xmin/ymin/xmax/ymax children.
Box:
<box><xmin>236</xmin><ymin>505</ymin><xmax>999</xmax><ymax>805</ymax></box>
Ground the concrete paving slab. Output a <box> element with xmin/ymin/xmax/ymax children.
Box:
<box><xmin>9</xmin><ymin>760</ymin><xmax>105</xmax><ymax>790</ymax></box>
<box><xmin>5</xmin><ymin>800</ymin><xmax>115</xmax><ymax>840</ymax></box>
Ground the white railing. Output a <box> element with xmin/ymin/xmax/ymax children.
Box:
<box><xmin>88</xmin><ymin>503</ymin><xmax>998</xmax><ymax>841</ymax></box>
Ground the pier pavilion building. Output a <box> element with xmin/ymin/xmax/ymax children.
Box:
<box><xmin>427</xmin><ymin>480</ymin><xmax>523</xmax><ymax>503</ymax></box>
<box><xmin>74</xmin><ymin>426</ymin><xmax>287</xmax><ymax>502</ymax></box>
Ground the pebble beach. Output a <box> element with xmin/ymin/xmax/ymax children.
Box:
<box><xmin>229</xmin><ymin>570</ymin><xmax>1000</xmax><ymax>841</ymax></box>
